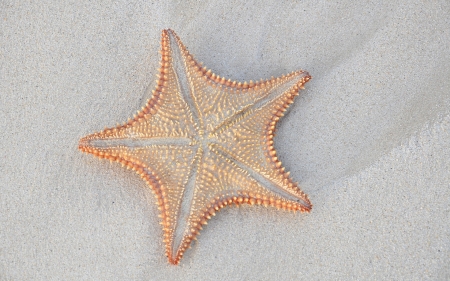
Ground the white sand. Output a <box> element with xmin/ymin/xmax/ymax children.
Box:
<box><xmin>1</xmin><ymin>1</ymin><xmax>449</xmax><ymax>279</ymax></box>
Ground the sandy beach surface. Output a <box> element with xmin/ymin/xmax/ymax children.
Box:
<box><xmin>1</xmin><ymin>1</ymin><xmax>449</xmax><ymax>280</ymax></box>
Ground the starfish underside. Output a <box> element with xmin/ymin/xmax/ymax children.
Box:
<box><xmin>79</xmin><ymin>29</ymin><xmax>312</xmax><ymax>265</ymax></box>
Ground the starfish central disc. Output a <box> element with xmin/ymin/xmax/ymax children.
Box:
<box><xmin>79</xmin><ymin>29</ymin><xmax>312</xmax><ymax>265</ymax></box>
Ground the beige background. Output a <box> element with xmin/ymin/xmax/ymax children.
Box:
<box><xmin>1</xmin><ymin>1</ymin><xmax>449</xmax><ymax>280</ymax></box>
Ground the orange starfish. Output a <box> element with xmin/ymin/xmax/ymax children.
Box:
<box><xmin>79</xmin><ymin>29</ymin><xmax>312</xmax><ymax>265</ymax></box>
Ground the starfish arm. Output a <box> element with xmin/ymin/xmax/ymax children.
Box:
<box><xmin>211</xmin><ymin>71</ymin><xmax>311</xmax><ymax>200</ymax></box>
<box><xmin>168</xmin><ymin>29</ymin><xmax>309</xmax><ymax>134</ymax></box>
<box><xmin>78</xmin><ymin>30</ymin><xmax>197</xmax><ymax>150</ymax></box>
<box><xmin>167</xmin><ymin>147</ymin><xmax>309</xmax><ymax>265</ymax></box>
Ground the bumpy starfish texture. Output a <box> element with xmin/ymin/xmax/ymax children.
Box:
<box><xmin>79</xmin><ymin>29</ymin><xmax>312</xmax><ymax>265</ymax></box>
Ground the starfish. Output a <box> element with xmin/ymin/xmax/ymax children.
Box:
<box><xmin>79</xmin><ymin>29</ymin><xmax>312</xmax><ymax>265</ymax></box>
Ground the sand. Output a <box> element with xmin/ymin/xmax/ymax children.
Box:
<box><xmin>1</xmin><ymin>1</ymin><xmax>449</xmax><ymax>279</ymax></box>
